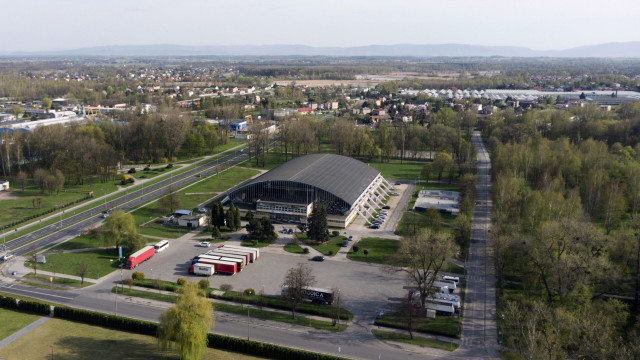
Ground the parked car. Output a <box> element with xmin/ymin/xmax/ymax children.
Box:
<box><xmin>197</xmin><ymin>207</ymin><xmax>207</xmax><ymax>213</ymax></box>
<box><xmin>341</xmin><ymin>240</ymin><xmax>349</xmax><ymax>247</ymax></box>
<box><xmin>382</xmin><ymin>205</ymin><xmax>391</xmax><ymax>209</ymax></box>
<box><xmin>348</xmin><ymin>235</ymin><xmax>353</xmax><ymax>241</ymax></box>
<box><xmin>370</xmin><ymin>224</ymin><xmax>380</xmax><ymax>229</ymax></box>
<box><xmin>391</xmin><ymin>192</ymin><xmax>400</xmax><ymax>196</ymax></box>
<box><xmin>197</xmin><ymin>242</ymin><xmax>210</xmax><ymax>248</ymax></box>
<box><xmin>395</xmin><ymin>181</ymin><xmax>401</xmax><ymax>185</ymax></box>
<box><xmin>311</xmin><ymin>256</ymin><xmax>325</xmax><ymax>262</ymax></box>
<box><xmin>1</xmin><ymin>254</ymin><xmax>14</xmax><ymax>261</ymax></box>
<box><xmin>287</xmin><ymin>228</ymin><xmax>293</xmax><ymax>234</ymax></box>
<box><xmin>240</xmin><ymin>234</ymin><xmax>247</xmax><ymax>240</ymax></box>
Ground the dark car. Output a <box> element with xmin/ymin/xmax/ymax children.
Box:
<box><xmin>311</xmin><ymin>256</ymin><xmax>325</xmax><ymax>261</ymax></box>
<box><xmin>370</xmin><ymin>224</ymin><xmax>380</xmax><ymax>229</ymax></box>
<box><xmin>382</xmin><ymin>205</ymin><xmax>391</xmax><ymax>209</ymax></box>
<box><xmin>240</xmin><ymin>234</ymin><xmax>247</xmax><ymax>240</ymax></box>
<box><xmin>287</xmin><ymin>229</ymin><xmax>293</xmax><ymax>234</ymax></box>
<box><xmin>395</xmin><ymin>181</ymin><xmax>401</xmax><ymax>185</ymax></box>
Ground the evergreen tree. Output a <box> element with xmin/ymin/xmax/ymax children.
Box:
<box><xmin>234</xmin><ymin>206</ymin><xmax>241</xmax><ymax>230</ymax></box>
<box><xmin>245</xmin><ymin>209</ymin><xmax>254</xmax><ymax>222</ymax></box>
<box><xmin>307</xmin><ymin>200</ymin><xmax>329</xmax><ymax>243</ymax></box>
<box><xmin>225</xmin><ymin>203</ymin><xmax>237</xmax><ymax>230</ymax></box>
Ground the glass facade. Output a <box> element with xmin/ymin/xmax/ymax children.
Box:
<box><xmin>229</xmin><ymin>180</ymin><xmax>351</xmax><ymax>216</ymax></box>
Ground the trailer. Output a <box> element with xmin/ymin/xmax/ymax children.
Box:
<box><xmin>281</xmin><ymin>285</ymin><xmax>334</xmax><ymax>305</ymax></box>
<box><xmin>424</xmin><ymin>300</ymin><xmax>455</xmax><ymax>316</ymax></box>
<box><xmin>192</xmin><ymin>254</ymin><xmax>222</xmax><ymax>264</ymax></box>
<box><xmin>219</xmin><ymin>245</ymin><xmax>259</xmax><ymax>262</ymax></box>
<box><xmin>125</xmin><ymin>246</ymin><xmax>154</xmax><ymax>269</ymax></box>
<box><xmin>432</xmin><ymin>281</ymin><xmax>455</xmax><ymax>293</ymax></box>
<box><xmin>217</xmin><ymin>256</ymin><xmax>245</xmax><ymax>271</ymax></box>
<box><xmin>190</xmin><ymin>259</ymin><xmax>237</xmax><ymax>275</ymax></box>
<box><xmin>192</xmin><ymin>263</ymin><xmax>215</xmax><ymax>276</ymax></box>
<box><xmin>208</xmin><ymin>249</ymin><xmax>250</xmax><ymax>265</ymax></box>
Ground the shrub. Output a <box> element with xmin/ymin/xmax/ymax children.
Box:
<box><xmin>176</xmin><ymin>278</ymin><xmax>187</xmax><ymax>286</ymax></box>
<box><xmin>220</xmin><ymin>284</ymin><xmax>233</xmax><ymax>291</ymax></box>
<box><xmin>328</xmin><ymin>250</ymin><xmax>334</xmax><ymax>256</ymax></box>
<box><xmin>212</xmin><ymin>227</ymin><xmax>221</xmax><ymax>239</ymax></box>
<box><xmin>153</xmin><ymin>278</ymin><xmax>165</xmax><ymax>291</ymax></box>
<box><xmin>166</xmin><ymin>163</ymin><xmax>173</xmax><ymax>169</ymax></box>
<box><xmin>352</xmin><ymin>245</ymin><xmax>359</xmax><ymax>253</ymax></box>
<box><xmin>132</xmin><ymin>272</ymin><xmax>145</xmax><ymax>280</ymax></box>
<box><xmin>0</xmin><ymin>295</ymin><xmax>18</xmax><ymax>309</ymax></box>
<box><xmin>303</xmin><ymin>247</ymin><xmax>310</xmax><ymax>254</ymax></box>
<box><xmin>243</xmin><ymin>288</ymin><xmax>255</xmax><ymax>296</ymax></box>
<box><xmin>53</xmin><ymin>306</ymin><xmax>157</xmax><ymax>336</ymax></box>
<box><xmin>331</xmin><ymin>230</ymin><xmax>340</xmax><ymax>237</ymax></box>
<box><xmin>122</xmin><ymin>278</ymin><xmax>134</xmax><ymax>289</ymax></box>
<box><xmin>127</xmin><ymin>168</ymin><xmax>137</xmax><ymax>174</ymax></box>
<box><xmin>363</xmin><ymin>249</ymin><xmax>369</xmax><ymax>256</ymax></box>
<box><xmin>122</xmin><ymin>174</ymin><xmax>129</xmax><ymax>181</ymax></box>
<box><xmin>198</xmin><ymin>279</ymin><xmax>210</xmax><ymax>290</ymax></box>
<box><xmin>143</xmin><ymin>166</ymin><xmax>151</xmax><ymax>171</ymax></box>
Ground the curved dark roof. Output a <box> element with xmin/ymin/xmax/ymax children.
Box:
<box><xmin>243</xmin><ymin>154</ymin><xmax>380</xmax><ymax>205</ymax></box>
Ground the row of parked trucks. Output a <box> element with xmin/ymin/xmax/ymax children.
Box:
<box><xmin>188</xmin><ymin>245</ymin><xmax>260</xmax><ymax>276</ymax></box>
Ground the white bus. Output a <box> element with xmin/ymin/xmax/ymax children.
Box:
<box><xmin>154</xmin><ymin>240</ymin><xmax>169</xmax><ymax>253</ymax></box>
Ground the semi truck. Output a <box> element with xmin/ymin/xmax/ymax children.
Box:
<box><xmin>125</xmin><ymin>246</ymin><xmax>154</xmax><ymax>269</ymax></box>
<box><xmin>192</xmin><ymin>263</ymin><xmax>215</xmax><ymax>276</ymax></box>
<box><xmin>190</xmin><ymin>259</ymin><xmax>237</xmax><ymax>275</ymax></box>
<box><xmin>208</xmin><ymin>249</ymin><xmax>249</xmax><ymax>265</ymax></box>
<box><xmin>219</xmin><ymin>245</ymin><xmax>259</xmax><ymax>262</ymax></box>
<box><xmin>281</xmin><ymin>285</ymin><xmax>334</xmax><ymax>305</ymax></box>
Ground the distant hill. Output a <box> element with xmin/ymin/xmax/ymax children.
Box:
<box><xmin>9</xmin><ymin>42</ymin><xmax>640</xmax><ymax>57</ymax></box>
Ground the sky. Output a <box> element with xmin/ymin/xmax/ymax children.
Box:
<box><xmin>2</xmin><ymin>0</ymin><xmax>639</xmax><ymax>52</ymax></box>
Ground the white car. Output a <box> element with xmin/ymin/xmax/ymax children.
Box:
<box><xmin>197</xmin><ymin>242</ymin><xmax>210</xmax><ymax>248</ymax></box>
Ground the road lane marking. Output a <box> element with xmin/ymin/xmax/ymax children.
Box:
<box><xmin>7</xmin><ymin>287</ymin><xmax>74</xmax><ymax>300</ymax></box>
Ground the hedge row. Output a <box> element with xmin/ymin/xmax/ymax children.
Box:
<box><xmin>0</xmin><ymin>295</ymin><xmax>49</xmax><ymax>315</ymax></box>
<box><xmin>207</xmin><ymin>333</ymin><xmax>348</xmax><ymax>360</ymax></box>
<box><xmin>5</xmin><ymin>194</ymin><xmax>93</xmax><ymax>229</ymax></box>
<box><xmin>0</xmin><ymin>295</ymin><xmax>18</xmax><ymax>309</ymax></box>
<box><xmin>53</xmin><ymin>306</ymin><xmax>157</xmax><ymax>336</ymax></box>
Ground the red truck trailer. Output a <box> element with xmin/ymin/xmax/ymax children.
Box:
<box><xmin>125</xmin><ymin>246</ymin><xmax>154</xmax><ymax>269</ymax></box>
<box><xmin>189</xmin><ymin>259</ymin><xmax>237</xmax><ymax>275</ymax></box>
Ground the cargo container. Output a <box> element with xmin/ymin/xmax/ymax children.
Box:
<box><xmin>424</xmin><ymin>300</ymin><xmax>455</xmax><ymax>316</ymax></box>
<box><xmin>192</xmin><ymin>254</ymin><xmax>222</xmax><ymax>264</ymax></box>
<box><xmin>208</xmin><ymin>249</ymin><xmax>249</xmax><ymax>265</ymax></box>
<box><xmin>125</xmin><ymin>246</ymin><xmax>154</xmax><ymax>269</ymax></box>
<box><xmin>219</xmin><ymin>245</ymin><xmax>259</xmax><ymax>262</ymax></box>
<box><xmin>193</xmin><ymin>263</ymin><xmax>215</xmax><ymax>276</ymax></box>
<box><xmin>215</xmin><ymin>246</ymin><xmax>257</xmax><ymax>263</ymax></box>
<box><xmin>190</xmin><ymin>260</ymin><xmax>237</xmax><ymax>275</ymax></box>
<box><xmin>217</xmin><ymin>256</ymin><xmax>245</xmax><ymax>271</ymax></box>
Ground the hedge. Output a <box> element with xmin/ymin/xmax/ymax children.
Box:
<box><xmin>207</xmin><ymin>334</ymin><xmax>348</xmax><ymax>360</ymax></box>
<box><xmin>0</xmin><ymin>295</ymin><xmax>49</xmax><ymax>315</ymax></box>
<box><xmin>53</xmin><ymin>306</ymin><xmax>157</xmax><ymax>336</ymax></box>
<box><xmin>0</xmin><ymin>295</ymin><xmax>18</xmax><ymax>309</ymax></box>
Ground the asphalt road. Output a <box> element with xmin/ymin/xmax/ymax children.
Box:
<box><xmin>456</xmin><ymin>131</ymin><xmax>499</xmax><ymax>358</ymax></box>
<box><xmin>5</xmin><ymin>148</ymin><xmax>251</xmax><ymax>256</ymax></box>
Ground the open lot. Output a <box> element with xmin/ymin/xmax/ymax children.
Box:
<box><xmin>0</xmin><ymin>317</ymin><xmax>267</xmax><ymax>360</ymax></box>
<box><xmin>121</xmin><ymin>234</ymin><xmax>408</xmax><ymax>321</ymax></box>
<box><xmin>0</xmin><ymin>307</ymin><xmax>41</xmax><ymax>341</ymax></box>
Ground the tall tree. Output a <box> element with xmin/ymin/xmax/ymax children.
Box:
<box><xmin>103</xmin><ymin>210</ymin><xmax>144</xmax><ymax>254</ymax></box>
<box><xmin>307</xmin><ymin>200</ymin><xmax>329</xmax><ymax>243</ymax></box>
<box><xmin>159</xmin><ymin>282</ymin><xmax>213</xmax><ymax>360</ymax></box>
<box><xmin>386</xmin><ymin>228</ymin><xmax>456</xmax><ymax>308</ymax></box>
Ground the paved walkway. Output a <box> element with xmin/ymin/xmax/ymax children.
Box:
<box><xmin>0</xmin><ymin>315</ymin><xmax>51</xmax><ymax>349</ymax></box>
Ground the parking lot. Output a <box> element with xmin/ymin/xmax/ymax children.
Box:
<box><xmin>128</xmin><ymin>232</ymin><xmax>407</xmax><ymax>319</ymax></box>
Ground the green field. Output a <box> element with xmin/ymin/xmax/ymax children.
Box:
<box><xmin>0</xmin><ymin>307</ymin><xmax>41</xmax><ymax>341</ymax></box>
<box><xmin>347</xmin><ymin>237</ymin><xmax>399</xmax><ymax>264</ymax></box>
<box><xmin>28</xmin><ymin>248</ymin><xmax>121</xmax><ymax>279</ymax></box>
<box><xmin>48</xmin><ymin>234</ymin><xmax>104</xmax><ymax>251</ymax></box>
<box><xmin>239</xmin><ymin>151</ymin><xmax>291</xmax><ymax>170</ymax></box>
<box><xmin>372</xmin><ymin>329</ymin><xmax>458</xmax><ymax>351</ymax></box>
<box><xmin>284</xmin><ymin>242</ymin><xmax>305</xmax><ymax>254</ymax></box>
<box><xmin>0</xmin><ymin>317</ymin><xmax>265</xmax><ymax>360</ymax></box>
<box><xmin>368</xmin><ymin>160</ymin><xmax>429</xmax><ymax>180</ymax></box>
<box><xmin>374</xmin><ymin>312</ymin><xmax>461</xmax><ymax>338</ymax></box>
<box><xmin>296</xmin><ymin>233</ymin><xmax>345</xmax><ymax>256</ymax></box>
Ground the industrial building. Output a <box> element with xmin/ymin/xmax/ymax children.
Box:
<box><xmin>225</xmin><ymin>154</ymin><xmax>392</xmax><ymax>228</ymax></box>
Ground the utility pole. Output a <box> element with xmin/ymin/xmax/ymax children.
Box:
<box><xmin>337</xmin><ymin>289</ymin><xmax>341</xmax><ymax>327</ymax></box>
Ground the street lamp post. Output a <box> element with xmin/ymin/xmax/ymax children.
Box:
<box><xmin>337</xmin><ymin>289</ymin><xmax>341</xmax><ymax>327</ymax></box>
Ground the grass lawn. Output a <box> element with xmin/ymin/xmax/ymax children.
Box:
<box><xmin>28</xmin><ymin>248</ymin><xmax>121</xmax><ymax>279</ymax></box>
<box><xmin>23</xmin><ymin>273</ymin><xmax>92</xmax><ymax>288</ymax></box>
<box><xmin>347</xmin><ymin>237</ymin><xmax>399</xmax><ymax>264</ymax></box>
<box><xmin>133</xmin><ymin>165</ymin><xmax>182</xmax><ymax>180</ymax></box>
<box><xmin>182</xmin><ymin>167</ymin><xmax>260</xmax><ymax>194</ymax></box>
<box><xmin>296</xmin><ymin>233</ymin><xmax>345</xmax><ymax>256</ymax></box>
<box><xmin>368</xmin><ymin>160</ymin><xmax>429</xmax><ymax>180</ymax></box>
<box><xmin>239</xmin><ymin>151</ymin><xmax>291</xmax><ymax>170</ymax></box>
<box><xmin>240</xmin><ymin>240</ymin><xmax>273</xmax><ymax>248</ymax></box>
<box><xmin>374</xmin><ymin>312</ymin><xmax>460</xmax><ymax>338</ymax></box>
<box><xmin>48</xmin><ymin>234</ymin><xmax>105</xmax><ymax>251</ymax></box>
<box><xmin>284</xmin><ymin>242</ymin><xmax>305</xmax><ymax>254</ymax></box>
<box><xmin>0</xmin><ymin>317</ymin><xmax>266</xmax><ymax>360</ymax></box>
<box><xmin>0</xmin><ymin>307</ymin><xmax>41</xmax><ymax>341</ymax></box>
<box><xmin>395</xmin><ymin>211</ymin><xmax>456</xmax><ymax>237</ymax></box>
<box><xmin>114</xmin><ymin>287</ymin><xmax>347</xmax><ymax>332</ymax></box>
<box><xmin>372</xmin><ymin>329</ymin><xmax>458</xmax><ymax>351</ymax></box>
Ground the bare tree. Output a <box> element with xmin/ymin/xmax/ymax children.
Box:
<box><xmin>386</xmin><ymin>228</ymin><xmax>456</xmax><ymax>308</ymax></box>
<box><xmin>282</xmin><ymin>263</ymin><xmax>316</xmax><ymax>319</ymax></box>
<box><xmin>76</xmin><ymin>262</ymin><xmax>89</xmax><ymax>285</ymax></box>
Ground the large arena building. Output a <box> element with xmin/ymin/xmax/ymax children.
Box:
<box><xmin>225</xmin><ymin>154</ymin><xmax>392</xmax><ymax>228</ymax></box>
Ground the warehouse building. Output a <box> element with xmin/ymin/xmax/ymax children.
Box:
<box><xmin>225</xmin><ymin>154</ymin><xmax>392</xmax><ymax>228</ymax></box>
